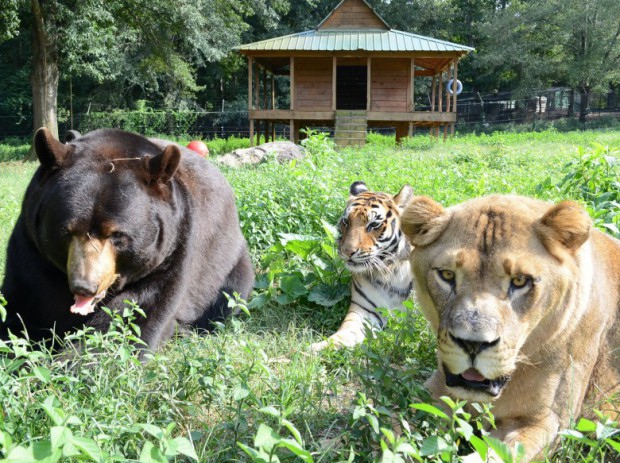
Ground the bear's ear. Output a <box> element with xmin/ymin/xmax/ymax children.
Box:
<box><xmin>401</xmin><ymin>196</ymin><xmax>450</xmax><ymax>246</ymax></box>
<box><xmin>536</xmin><ymin>200</ymin><xmax>591</xmax><ymax>258</ymax></box>
<box><xmin>34</xmin><ymin>127</ymin><xmax>72</xmax><ymax>169</ymax></box>
<box><xmin>393</xmin><ymin>184</ymin><xmax>414</xmax><ymax>210</ymax></box>
<box><xmin>144</xmin><ymin>145</ymin><xmax>181</xmax><ymax>183</ymax></box>
<box><xmin>349</xmin><ymin>181</ymin><xmax>368</xmax><ymax>197</ymax></box>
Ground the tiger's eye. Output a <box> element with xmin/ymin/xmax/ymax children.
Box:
<box><xmin>439</xmin><ymin>269</ymin><xmax>455</xmax><ymax>282</ymax></box>
<box><xmin>341</xmin><ymin>217</ymin><xmax>349</xmax><ymax>228</ymax></box>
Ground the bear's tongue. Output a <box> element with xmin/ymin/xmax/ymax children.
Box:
<box><xmin>461</xmin><ymin>368</ymin><xmax>486</xmax><ymax>382</ymax></box>
<box><xmin>70</xmin><ymin>295</ymin><xmax>97</xmax><ymax>316</ymax></box>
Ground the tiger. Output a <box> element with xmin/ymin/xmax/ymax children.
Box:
<box><xmin>312</xmin><ymin>181</ymin><xmax>414</xmax><ymax>351</ymax></box>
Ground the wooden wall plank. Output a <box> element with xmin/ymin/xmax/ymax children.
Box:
<box><xmin>320</xmin><ymin>0</ymin><xmax>388</xmax><ymax>30</ymax></box>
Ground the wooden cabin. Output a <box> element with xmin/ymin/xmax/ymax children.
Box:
<box><xmin>236</xmin><ymin>0</ymin><xmax>473</xmax><ymax>146</ymax></box>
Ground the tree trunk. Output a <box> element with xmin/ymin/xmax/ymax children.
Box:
<box><xmin>27</xmin><ymin>0</ymin><xmax>59</xmax><ymax>160</ymax></box>
<box><xmin>567</xmin><ymin>88</ymin><xmax>575</xmax><ymax>116</ymax></box>
<box><xmin>578</xmin><ymin>86</ymin><xmax>590</xmax><ymax>124</ymax></box>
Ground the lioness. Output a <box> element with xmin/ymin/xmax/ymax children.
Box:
<box><xmin>400</xmin><ymin>194</ymin><xmax>620</xmax><ymax>462</ymax></box>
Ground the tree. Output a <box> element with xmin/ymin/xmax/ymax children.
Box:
<box><xmin>0</xmin><ymin>0</ymin><xmax>290</xmax><ymax>145</ymax></box>
<box><xmin>478</xmin><ymin>0</ymin><xmax>620</xmax><ymax>121</ymax></box>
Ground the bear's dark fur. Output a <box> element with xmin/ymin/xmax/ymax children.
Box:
<box><xmin>1</xmin><ymin>128</ymin><xmax>254</xmax><ymax>350</ymax></box>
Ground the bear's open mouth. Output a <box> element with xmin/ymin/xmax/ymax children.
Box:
<box><xmin>70</xmin><ymin>291</ymin><xmax>106</xmax><ymax>316</ymax></box>
<box><xmin>443</xmin><ymin>364</ymin><xmax>509</xmax><ymax>397</ymax></box>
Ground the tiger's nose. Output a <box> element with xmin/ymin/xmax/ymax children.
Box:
<box><xmin>450</xmin><ymin>333</ymin><xmax>500</xmax><ymax>360</ymax></box>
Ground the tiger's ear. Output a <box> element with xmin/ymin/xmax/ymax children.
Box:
<box><xmin>349</xmin><ymin>181</ymin><xmax>368</xmax><ymax>197</ymax></box>
<box><xmin>536</xmin><ymin>201</ymin><xmax>591</xmax><ymax>259</ymax></box>
<box><xmin>401</xmin><ymin>196</ymin><xmax>450</xmax><ymax>246</ymax></box>
<box><xmin>393</xmin><ymin>184</ymin><xmax>413</xmax><ymax>210</ymax></box>
<box><xmin>34</xmin><ymin>127</ymin><xmax>72</xmax><ymax>169</ymax></box>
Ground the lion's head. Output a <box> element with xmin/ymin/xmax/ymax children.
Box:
<box><xmin>401</xmin><ymin>195</ymin><xmax>594</xmax><ymax>402</ymax></box>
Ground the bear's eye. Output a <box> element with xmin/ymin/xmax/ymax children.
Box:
<box><xmin>510</xmin><ymin>275</ymin><xmax>530</xmax><ymax>290</ymax></box>
<box><xmin>438</xmin><ymin>269</ymin><xmax>455</xmax><ymax>283</ymax></box>
<box><xmin>110</xmin><ymin>231</ymin><xmax>129</xmax><ymax>248</ymax></box>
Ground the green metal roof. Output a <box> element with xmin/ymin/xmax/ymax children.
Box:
<box><xmin>236</xmin><ymin>29</ymin><xmax>474</xmax><ymax>54</ymax></box>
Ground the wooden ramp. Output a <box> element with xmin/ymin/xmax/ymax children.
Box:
<box><xmin>334</xmin><ymin>110</ymin><xmax>367</xmax><ymax>147</ymax></box>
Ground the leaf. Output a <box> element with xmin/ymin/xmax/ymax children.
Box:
<box><xmin>139</xmin><ymin>441</ymin><xmax>167</xmax><ymax>463</ymax></box>
<box><xmin>282</xmin><ymin>419</ymin><xmax>303</xmax><ymax>445</ymax></box>
<box><xmin>279</xmin><ymin>275</ymin><xmax>307</xmax><ymax>297</ymax></box>
<box><xmin>50</xmin><ymin>426</ymin><xmax>72</xmax><ymax>449</ymax></box>
<box><xmin>70</xmin><ymin>436</ymin><xmax>104</xmax><ymax>461</ymax></box>
<box><xmin>605</xmin><ymin>437</ymin><xmax>620</xmax><ymax>452</ymax></box>
<box><xmin>420</xmin><ymin>436</ymin><xmax>450</xmax><ymax>457</ymax></box>
<box><xmin>254</xmin><ymin>423</ymin><xmax>280</xmax><ymax>452</ymax></box>
<box><xmin>411</xmin><ymin>403</ymin><xmax>450</xmax><ymax>421</ymax></box>
<box><xmin>456</xmin><ymin>417</ymin><xmax>474</xmax><ymax>441</ymax></box>
<box><xmin>169</xmin><ymin>437</ymin><xmax>198</xmax><ymax>461</ymax></box>
<box><xmin>41</xmin><ymin>396</ymin><xmax>65</xmax><ymax>426</ymax></box>
<box><xmin>575</xmin><ymin>417</ymin><xmax>597</xmax><ymax>433</ymax></box>
<box><xmin>278</xmin><ymin>439</ymin><xmax>314</xmax><ymax>462</ymax></box>
<box><xmin>308</xmin><ymin>283</ymin><xmax>349</xmax><ymax>306</ymax></box>
<box><xmin>259</xmin><ymin>406</ymin><xmax>281</xmax><ymax>418</ymax></box>
<box><xmin>139</xmin><ymin>424</ymin><xmax>164</xmax><ymax>440</ymax></box>
<box><xmin>232</xmin><ymin>384</ymin><xmax>250</xmax><ymax>401</ymax></box>
<box><xmin>33</xmin><ymin>366</ymin><xmax>51</xmax><ymax>384</ymax></box>
<box><xmin>483</xmin><ymin>436</ymin><xmax>514</xmax><ymax>463</ymax></box>
<box><xmin>468</xmin><ymin>435</ymin><xmax>488</xmax><ymax>461</ymax></box>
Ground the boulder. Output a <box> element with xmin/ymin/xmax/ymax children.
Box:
<box><xmin>217</xmin><ymin>141</ymin><xmax>305</xmax><ymax>167</ymax></box>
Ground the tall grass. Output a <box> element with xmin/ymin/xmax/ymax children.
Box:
<box><xmin>1</xmin><ymin>129</ymin><xmax>619</xmax><ymax>462</ymax></box>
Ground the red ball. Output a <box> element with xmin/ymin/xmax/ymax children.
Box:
<box><xmin>186</xmin><ymin>140</ymin><xmax>209</xmax><ymax>157</ymax></box>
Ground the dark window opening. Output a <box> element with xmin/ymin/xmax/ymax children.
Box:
<box><xmin>337</xmin><ymin>66</ymin><xmax>367</xmax><ymax>110</ymax></box>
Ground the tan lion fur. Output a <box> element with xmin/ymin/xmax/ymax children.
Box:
<box><xmin>401</xmin><ymin>194</ymin><xmax>620</xmax><ymax>462</ymax></box>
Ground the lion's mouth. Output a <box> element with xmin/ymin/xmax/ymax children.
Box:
<box><xmin>443</xmin><ymin>364</ymin><xmax>509</xmax><ymax>397</ymax></box>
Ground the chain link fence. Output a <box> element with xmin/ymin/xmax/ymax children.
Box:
<box><xmin>1</xmin><ymin>88</ymin><xmax>619</xmax><ymax>141</ymax></box>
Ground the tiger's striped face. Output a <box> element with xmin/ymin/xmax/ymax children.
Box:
<box><xmin>338</xmin><ymin>182</ymin><xmax>413</xmax><ymax>274</ymax></box>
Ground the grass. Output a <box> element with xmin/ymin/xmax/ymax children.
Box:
<box><xmin>1</xmin><ymin>128</ymin><xmax>620</xmax><ymax>462</ymax></box>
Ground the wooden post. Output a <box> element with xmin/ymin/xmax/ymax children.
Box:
<box><xmin>411</xmin><ymin>58</ymin><xmax>415</xmax><ymax>111</ymax></box>
<box><xmin>248</xmin><ymin>57</ymin><xmax>254</xmax><ymax>146</ymax></box>
<box><xmin>271</xmin><ymin>74</ymin><xmax>275</xmax><ymax>110</ymax></box>
<box><xmin>452</xmin><ymin>58</ymin><xmax>458</xmax><ymax>135</ymax></box>
<box><xmin>290</xmin><ymin>57</ymin><xmax>295</xmax><ymax>110</ymax></box>
<box><xmin>452</xmin><ymin>58</ymin><xmax>458</xmax><ymax>115</ymax></box>
<box><xmin>262</xmin><ymin>68</ymin><xmax>267</xmax><ymax>110</ymax></box>
<box><xmin>438</xmin><ymin>71</ymin><xmax>443</xmax><ymax>113</ymax></box>
<box><xmin>431</xmin><ymin>75</ymin><xmax>436</xmax><ymax>112</ymax></box>
<box><xmin>332</xmin><ymin>56</ymin><xmax>337</xmax><ymax>111</ymax></box>
<box><xmin>254</xmin><ymin>65</ymin><xmax>260</xmax><ymax>110</ymax></box>
<box><xmin>367</xmin><ymin>56</ymin><xmax>371</xmax><ymax>111</ymax></box>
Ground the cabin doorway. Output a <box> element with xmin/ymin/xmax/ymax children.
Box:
<box><xmin>336</xmin><ymin>65</ymin><xmax>367</xmax><ymax>110</ymax></box>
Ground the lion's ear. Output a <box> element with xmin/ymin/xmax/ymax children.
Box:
<box><xmin>393</xmin><ymin>184</ymin><xmax>414</xmax><ymax>210</ymax></box>
<box><xmin>537</xmin><ymin>201</ymin><xmax>591</xmax><ymax>256</ymax></box>
<box><xmin>401</xmin><ymin>196</ymin><xmax>450</xmax><ymax>246</ymax></box>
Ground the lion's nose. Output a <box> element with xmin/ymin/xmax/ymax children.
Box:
<box><xmin>450</xmin><ymin>333</ymin><xmax>500</xmax><ymax>360</ymax></box>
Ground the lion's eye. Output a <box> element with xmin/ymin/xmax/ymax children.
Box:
<box><xmin>438</xmin><ymin>269</ymin><xmax>455</xmax><ymax>283</ymax></box>
<box><xmin>510</xmin><ymin>275</ymin><xmax>530</xmax><ymax>289</ymax></box>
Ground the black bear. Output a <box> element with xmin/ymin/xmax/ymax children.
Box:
<box><xmin>1</xmin><ymin>128</ymin><xmax>254</xmax><ymax>350</ymax></box>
